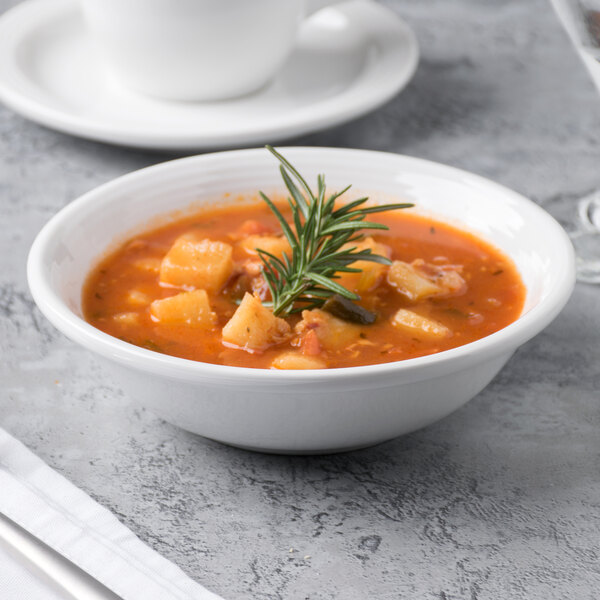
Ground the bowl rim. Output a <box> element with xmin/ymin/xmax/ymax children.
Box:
<box><xmin>27</xmin><ymin>147</ymin><xmax>576</xmax><ymax>385</ymax></box>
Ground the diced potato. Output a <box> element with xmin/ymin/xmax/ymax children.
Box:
<box><xmin>391</xmin><ymin>309</ymin><xmax>451</xmax><ymax>340</ymax></box>
<box><xmin>271</xmin><ymin>352</ymin><xmax>326</xmax><ymax>370</ymax></box>
<box><xmin>160</xmin><ymin>234</ymin><xmax>233</xmax><ymax>292</ymax></box>
<box><xmin>222</xmin><ymin>293</ymin><xmax>290</xmax><ymax>351</ymax></box>
<box><xmin>238</xmin><ymin>235</ymin><xmax>291</xmax><ymax>260</ymax></box>
<box><xmin>436</xmin><ymin>269</ymin><xmax>466</xmax><ymax>296</ymax></box>
<box><xmin>150</xmin><ymin>290</ymin><xmax>216</xmax><ymax>328</ymax></box>
<box><xmin>113</xmin><ymin>312</ymin><xmax>139</xmax><ymax>325</ymax></box>
<box><xmin>132</xmin><ymin>257</ymin><xmax>162</xmax><ymax>274</ymax></box>
<box><xmin>232</xmin><ymin>220</ymin><xmax>274</xmax><ymax>239</ymax></box>
<box><xmin>336</xmin><ymin>237</ymin><xmax>391</xmax><ymax>293</ymax></box>
<box><xmin>126</xmin><ymin>289</ymin><xmax>151</xmax><ymax>306</ymax></box>
<box><xmin>387</xmin><ymin>261</ymin><xmax>442</xmax><ymax>302</ymax></box>
<box><xmin>392</xmin><ymin>259</ymin><xmax>467</xmax><ymax>300</ymax></box>
<box><xmin>295</xmin><ymin>309</ymin><xmax>360</xmax><ymax>351</ymax></box>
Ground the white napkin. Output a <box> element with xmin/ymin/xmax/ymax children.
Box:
<box><xmin>0</xmin><ymin>428</ymin><xmax>223</xmax><ymax>600</ymax></box>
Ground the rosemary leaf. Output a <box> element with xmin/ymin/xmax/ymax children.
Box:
<box><xmin>257</xmin><ymin>146</ymin><xmax>414</xmax><ymax>316</ymax></box>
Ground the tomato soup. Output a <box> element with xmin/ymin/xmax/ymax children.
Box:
<box><xmin>83</xmin><ymin>199</ymin><xmax>525</xmax><ymax>369</ymax></box>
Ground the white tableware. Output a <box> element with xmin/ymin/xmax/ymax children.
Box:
<box><xmin>0</xmin><ymin>0</ymin><xmax>418</xmax><ymax>151</ymax></box>
<box><xmin>27</xmin><ymin>147</ymin><xmax>575</xmax><ymax>454</ymax></box>
<box><xmin>80</xmin><ymin>0</ymin><xmax>342</xmax><ymax>102</ymax></box>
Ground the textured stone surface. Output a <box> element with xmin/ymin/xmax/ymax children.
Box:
<box><xmin>1</xmin><ymin>0</ymin><xmax>600</xmax><ymax>598</ymax></box>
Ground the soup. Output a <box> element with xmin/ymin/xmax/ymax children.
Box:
<box><xmin>83</xmin><ymin>198</ymin><xmax>525</xmax><ymax>369</ymax></box>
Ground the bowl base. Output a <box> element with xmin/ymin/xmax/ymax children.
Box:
<box><xmin>205</xmin><ymin>436</ymin><xmax>394</xmax><ymax>456</ymax></box>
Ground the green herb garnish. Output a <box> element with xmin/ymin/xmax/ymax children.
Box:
<box><xmin>257</xmin><ymin>146</ymin><xmax>413</xmax><ymax>316</ymax></box>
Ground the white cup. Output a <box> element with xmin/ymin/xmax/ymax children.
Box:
<box><xmin>80</xmin><ymin>0</ymin><xmax>345</xmax><ymax>102</ymax></box>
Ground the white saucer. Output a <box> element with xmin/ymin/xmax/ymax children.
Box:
<box><xmin>0</xmin><ymin>0</ymin><xmax>418</xmax><ymax>151</ymax></box>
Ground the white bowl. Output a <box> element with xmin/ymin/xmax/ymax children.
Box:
<box><xmin>27</xmin><ymin>148</ymin><xmax>575</xmax><ymax>454</ymax></box>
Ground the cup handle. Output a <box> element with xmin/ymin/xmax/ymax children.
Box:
<box><xmin>305</xmin><ymin>0</ymin><xmax>362</xmax><ymax>17</ymax></box>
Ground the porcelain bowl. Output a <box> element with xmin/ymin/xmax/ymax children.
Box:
<box><xmin>27</xmin><ymin>148</ymin><xmax>575</xmax><ymax>453</ymax></box>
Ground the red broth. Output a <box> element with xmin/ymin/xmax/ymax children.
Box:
<box><xmin>83</xmin><ymin>200</ymin><xmax>525</xmax><ymax>369</ymax></box>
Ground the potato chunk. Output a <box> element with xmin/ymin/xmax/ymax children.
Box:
<box><xmin>222</xmin><ymin>293</ymin><xmax>290</xmax><ymax>351</ymax></box>
<box><xmin>271</xmin><ymin>352</ymin><xmax>326</xmax><ymax>370</ymax></box>
<box><xmin>435</xmin><ymin>269</ymin><xmax>467</xmax><ymax>297</ymax></box>
<box><xmin>391</xmin><ymin>309</ymin><xmax>451</xmax><ymax>340</ymax></box>
<box><xmin>150</xmin><ymin>290</ymin><xmax>216</xmax><ymax>328</ymax></box>
<box><xmin>126</xmin><ymin>289</ymin><xmax>151</xmax><ymax>306</ymax></box>
<box><xmin>113</xmin><ymin>312</ymin><xmax>139</xmax><ymax>325</ymax></box>
<box><xmin>238</xmin><ymin>235</ymin><xmax>291</xmax><ymax>260</ymax></box>
<box><xmin>336</xmin><ymin>237</ymin><xmax>391</xmax><ymax>293</ymax></box>
<box><xmin>388</xmin><ymin>260</ymin><xmax>467</xmax><ymax>302</ymax></box>
<box><xmin>132</xmin><ymin>257</ymin><xmax>162</xmax><ymax>274</ymax></box>
<box><xmin>387</xmin><ymin>261</ymin><xmax>442</xmax><ymax>301</ymax></box>
<box><xmin>160</xmin><ymin>234</ymin><xmax>233</xmax><ymax>292</ymax></box>
<box><xmin>295</xmin><ymin>309</ymin><xmax>360</xmax><ymax>351</ymax></box>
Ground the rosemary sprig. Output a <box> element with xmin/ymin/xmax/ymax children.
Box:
<box><xmin>257</xmin><ymin>146</ymin><xmax>414</xmax><ymax>317</ymax></box>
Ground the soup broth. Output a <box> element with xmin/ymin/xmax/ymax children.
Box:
<box><xmin>83</xmin><ymin>199</ymin><xmax>525</xmax><ymax>369</ymax></box>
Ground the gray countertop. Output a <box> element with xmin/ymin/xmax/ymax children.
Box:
<box><xmin>1</xmin><ymin>0</ymin><xmax>599</xmax><ymax>598</ymax></box>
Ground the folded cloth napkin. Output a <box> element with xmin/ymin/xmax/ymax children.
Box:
<box><xmin>0</xmin><ymin>428</ymin><xmax>223</xmax><ymax>600</ymax></box>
